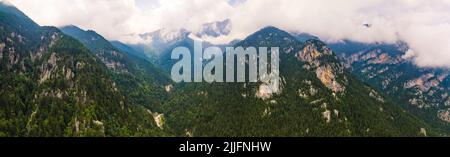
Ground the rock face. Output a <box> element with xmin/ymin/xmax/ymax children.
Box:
<box><xmin>299</xmin><ymin>42</ymin><xmax>333</xmax><ymax>62</ymax></box>
<box><xmin>316</xmin><ymin>65</ymin><xmax>345</xmax><ymax>93</ymax></box>
<box><xmin>147</xmin><ymin>109</ymin><xmax>165</xmax><ymax>129</ymax></box>
<box><xmin>256</xmin><ymin>78</ymin><xmax>283</xmax><ymax>100</ymax></box>
<box><xmin>165</xmin><ymin>84</ymin><xmax>173</xmax><ymax>92</ymax></box>
<box><xmin>334</xmin><ymin>41</ymin><xmax>450</xmax><ymax>124</ymax></box>
<box><xmin>154</xmin><ymin>114</ymin><xmax>165</xmax><ymax>129</ymax></box>
<box><xmin>298</xmin><ymin>40</ymin><xmax>346</xmax><ymax>93</ymax></box>
<box><xmin>298</xmin><ymin>80</ymin><xmax>318</xmax><ymax>99</ymax></box>
<box><xmin>322</xmin><ymin>110</ymin><xmax>331</xmax><ymax>123</ymax></box>
<box><xmin>438</xmin><ymin>109</ymin><xmax>450</xmax><ymax>123</ymax></box>
<box><xmin>39</xmin><ymin>52</ymin><xmax>58</xmax><ymax>84</ymax></box>
<box><xmin>420</xmin><ymin>128</ymin><xmax>427</xmax><ymax>137</ymax></box>
<box><xmin>2</xmin><ymin>1</ymin><xmax>445</xmax><ymax>137</ymax></box>
<box><xmin>0</xmin><ymin>43</ymin><xmax>4</xmax><ymax>60</ymax></box>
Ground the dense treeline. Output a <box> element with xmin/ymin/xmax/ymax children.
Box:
<box><xmin>159</xmin><ymin>27</ymin><xmax>443</xmax><ymax>136</ymax></box>
<box><xmin>1</xmin><ymin>3</ymin><xmax>447</xmax><ymax>137</ymax></box>
<box><xmin>0</xmin><ymin>4</ymin><xmax>169</xmax><ymax>136</ymax></box>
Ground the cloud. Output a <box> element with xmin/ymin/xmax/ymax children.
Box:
<box><xmin>228</xmin><ymin>0</ymin><xmax>247</xmax><ymax>6</ymax></box>
<box><xmin>6</xmin><ymin>0</ymin><xmax>139</xmax><ymax>41</ymax></box>
<box><xmin>6</xmin><ymin>0</ymin><xmax>235</xmax><ymax>42</ymax></box>
<box><xmin>5</xmin><ymin>0</ymin><xmax>450</xmax><ymax>67</ymax></box>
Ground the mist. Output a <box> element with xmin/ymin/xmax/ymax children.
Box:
<box><xmin>5</xmin><ymin>0</ymin><xmax>450</xmax><ymax>67</ymax></box>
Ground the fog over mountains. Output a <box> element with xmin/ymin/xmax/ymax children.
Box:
<box><xmin>5</xmin><ymin>0</ymin><xmax>450</xmax><ymax>68</ymax></box>
<box><xmin>1</xmin><ymin>0</ymin><xmax>449</xmax><ymax>137</ymax></box>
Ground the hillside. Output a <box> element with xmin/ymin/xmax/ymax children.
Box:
<box><xmin>0</xmin><ymin>2</ymin><xmax>168</xmax><ymax>136</ymax></box>
<box><xmin>160</xmin><ymin>27</ymin><xmax>442</xmax><ymax>136</ymax></box>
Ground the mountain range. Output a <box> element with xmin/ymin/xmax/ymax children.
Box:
<box><xmin>330</xmin><ymin>40</ymin><xmax>450</xmax><ymax>130</ymax></box>
<box><xmin>126</xmin><ymin>18</ymin><xmax>232</xmax><ymax>60</ymax></box>
<box><xmin>0</xmin><ymin>1</ymin><xmax>448</xmax><ymax>136</ymax></box>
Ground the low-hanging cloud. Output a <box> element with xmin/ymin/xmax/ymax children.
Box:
<box><xmin>5</xmin><ymin>0</ymin><xmax>450</xmax><ymax>68</ymax></box>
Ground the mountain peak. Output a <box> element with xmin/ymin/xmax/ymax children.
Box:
<box><xmin>139</xmin><ymin>28</ymin><xmax>190</xmax><ymax>43</ymax></box>
<box><xmin>259</xmin><ymin>26</ymin><xmax>282</xmax><ymax>31</ymax></box>
<box><xmin>254</xmin><ymin>26</ymin><xmax>294</xmax><ymax>38</ymax></box>
<box><xmin>60</xmin><ymin>25</ymin><xmax>118</xmax><ymax>55</ymax></box>
<box><xmin>237</xmin><ymin>26</ymin><xmax>298</xmax><ymax>47</ymax></box>
<box><xmin>0</xmin><ymin>1</ymin><xmax>40</xmax><ymax>37</ymax></box>
<box><xmin>195</xmin><ymin>19</ymin><xmax>232</xmax><ymax>38</ymax></box>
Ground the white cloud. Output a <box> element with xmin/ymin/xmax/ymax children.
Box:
<box><xmin>5</xmin><ymin>0</ymin><xmax>450</xmax><ymax>67</ymax></box>
<box><xmin>6</xmin><ymin>0</ymin><xmax>139</xmax><ymax>40</ymax></box>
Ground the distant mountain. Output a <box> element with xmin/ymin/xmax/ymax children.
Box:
<box><xmin>154</xmin><ymin>36</ymin><xmax>226</xmax><ymax>72</ymax></box>
<box><xmin>162</xmin><ymin>26</ymin><xmax>441</xmax><ymax>136</ymax></box>
<box><xmin>195</xmin><ymin>19</ymin><xmax>232</xmax><ymax>38</ymax></box>
<box><xmin>0</xmin><ymin>2</ymin><xmax>168</xmax><ymax>136</ymax></box>
<box><xmin>127</xmin><ymin>19</ymin><xmax>232</xmax><ymax>61</ymax></box>
<box><xmin>136</xmin><ymin>28</ymin><xmax>190</xmax><ymax>57</ymax></box>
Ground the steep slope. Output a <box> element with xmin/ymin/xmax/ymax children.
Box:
<box><xmin>110</xmin><ymin>40</ymin><xmax>149</xmax><ymax>62</ymax></box>
<box><xmin>162</xmin><ymin>26</ymin><xmax>441</xmax><ymax>137</ymax></box>
<box><xmin>0</xmin><ymin>2</ymin><xmax>166</xmax><ymax>136</ymax></box>
<box><xmin>330</xmin><ymin>40</ymin><xmax>450</xmax><ymax>131</ymax></box>
<box><xmin>155</xmin><ymin>35</ymin><xmax>223</xmax><ymax>72</ymax></box>
<box><xmin>60</xmin><ymin>25</ymin><xmax>171</xmax><ymax>112</ymax></box>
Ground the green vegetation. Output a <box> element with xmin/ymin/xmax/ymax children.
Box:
<box><xmin>159</xmin><ymin>27</ymin><xmax>442</xmax><ymax>136</ymax></box>
<box><xmin>0</xmin><ymin>4</ymin><xmax>169</xmax><ymax>136</ymax></box>
<box><xmin>1</xmin><ymin>3</ymin><xmax>446</xmax><ymax>137</ymax></box>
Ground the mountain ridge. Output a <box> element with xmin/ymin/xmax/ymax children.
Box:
<box><xmin>1</xmin><ymin>2</ymin><xmax>448</xmax><ymax>137</ymax></box>
<box><xmin>160</xmin><ymin>26</ymin><xmax>443</xmax><ymax>136</ymax></box>
<box><xmin>0</xmin><ymin>2</ymin><xmax>169</xmax><ymax>136</ymax></box>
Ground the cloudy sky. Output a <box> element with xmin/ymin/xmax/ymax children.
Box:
<box><xmin>4</xmin><ymin>0</ymin><xmax>450</xmax><ymax>68</ymax></box>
